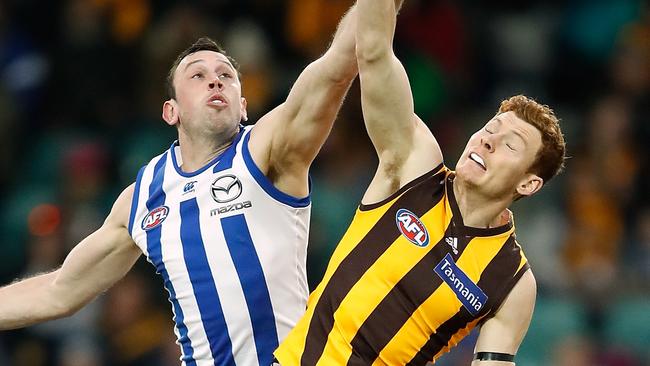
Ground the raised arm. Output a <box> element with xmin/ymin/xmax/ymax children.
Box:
<box><xmin>0</xmin><ymin>185</ymin><xmax>142</xmax><ymax>330</ymax></box>
<box><xmin>356</xmin><ymin>0</ymin><xmax>443</xmax><ymax>203</ymax></box>
<box><xmin>472</xmin><ymin>269</ymin><xmax>537</xmax><ymax>366</ymax></box>
<box><xmin>248</xmin><ymin>4</ymin><xmax>359</xmax><ymax>198</ymax></box>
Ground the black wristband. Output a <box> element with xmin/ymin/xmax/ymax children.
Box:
<box><xmin>473</xmin><ymin>352</ymin><xmax>515</xmax><ymax>362</ymax></box>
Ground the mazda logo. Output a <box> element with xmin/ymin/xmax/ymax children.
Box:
<box><xmin>211</xmin><ymin>175</ymin><xmax>242</xmax><ymax>203</ymax></box>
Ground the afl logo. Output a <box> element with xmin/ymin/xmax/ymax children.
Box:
<box><xmin>211</xmin><ymin>174</ymin><xmax>242</xmax><ymax>203</ymax></box>
<box><xmin>395</xmin><ymin>208</ymin><xmax>429</xmax><ymax>247</ymax></box>
<box><xmin>141</xmin><ymin>206</ymin><xmax>169</xmax><ymax>231</ymax></box>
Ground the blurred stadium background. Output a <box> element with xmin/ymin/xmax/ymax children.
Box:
<box><xmin>0</xmin><ymin>0</ymin><xmax>648</xmax><ymax>365</ymax></box>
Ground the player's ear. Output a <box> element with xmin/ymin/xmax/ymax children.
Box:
<box><xmin>163</xmin><ymin>99</ymin><xmax>179</xmax><ymax>126</ymax></box>
<box><xmin>516</xmin><ymin>174</ymin><xmax>543</xmax><ymax>197</ymax></box>
<box><xmin>240</xmin><ymin>97</ymin><xmax>248</xmax><ymax>122</ymax></box>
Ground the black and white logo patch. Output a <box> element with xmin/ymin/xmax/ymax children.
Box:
<box><xmin>211</xmin><ymin>174</ymin><xmax>242</xmax><ymax>203</ymax></box>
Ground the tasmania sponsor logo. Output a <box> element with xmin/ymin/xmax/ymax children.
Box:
<box><xmin>434</xmin><ymin>253</ymin><xmax>488</xmax><ymax>315</ymax></box>
<box><xmin>141</xmin><ymin>206</ymin><xmax>169</xmax><ymax>230</ymax></box>
<box><xmin>395</xmin><ymin>208</ymin><xmax>429</xmax><ymax>247</ymax></box>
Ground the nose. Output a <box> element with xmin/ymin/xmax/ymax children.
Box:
<box><xmin>481</xmin><ymin>135</ymin><xmax>495</xmax><ymax>153</ymax></box>
<box><xmin>208</xmin><ymin>78</ymin><xmax>224</xmax><ymax>90</ymax></box>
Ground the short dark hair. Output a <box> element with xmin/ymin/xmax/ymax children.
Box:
<box><xmin>165</xmin><ymin>37</ymin><xmax>241</xmax><ymax>99</ymax></box>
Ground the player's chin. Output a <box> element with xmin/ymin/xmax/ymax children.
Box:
<box><xmin>456</xmin><ymin>165</ymin><xmax>484</xmax><ymax>183</ymax></box>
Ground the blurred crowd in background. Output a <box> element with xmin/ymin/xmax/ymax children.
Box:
<box><xmin>0</xmin><ymin>0</ymin><xmax>648</xmax><ymax>365</ymax></box>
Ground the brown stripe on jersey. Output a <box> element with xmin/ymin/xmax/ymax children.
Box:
<box><xmin>345</xmin><ymin>228</ymin><xmax>473</xmax><ymax>365</ymax></box>
<box><xmin>300</xmin><ymin>171</ymin><xmax>447</xmax><ymax>366</ymax></box>
<box><xmin>480</xmin><ymin>239</ymin><xmax>529</xmax><ymax>319</ymax></box>
<box><xmin>406</xmin><ymin>235</ymin><xmax>521</xmax><ymax>365</ymax></box>
<box><xmin>360</xmin><ymin>164</ymin><xmax>444</xmax><ymax>211</ymax></box>
<box><xmin>478</xmin><ymin>259</ymin><xmax>530</xmax><ymax>326</ymax></box>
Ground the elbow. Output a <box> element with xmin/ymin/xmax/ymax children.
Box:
<box><xmin>356</xmin><ymin>34</ymin><xmax>392</xmax><ymax>67</ymax></box>
<box><xmin>308</xmin><ymin>57</ymin><xmax>357</xmax><ymax>87</ymax></box>
<box><xmin>51</xmin><ymin>294</ymin><xmax>94</xmax><ymax>321</ymax></box>
<box><xmin>47</xmin><ymin>278</ymin><xmax>87</xmax><ymax>320</ymax></box>
<box><xmin>47</xmin><ymin>291</ymin><xmax>80</xmax><ymax>320</ymax></box>
<box><xmin>59</xmin><ymin>298</ymin><xmax>85</xmax><ymax>318</ymax></box>
<box><xmin>331</xmin><ymin>61</ymin><xmax>359</xmax><ymax>86</ymax></box>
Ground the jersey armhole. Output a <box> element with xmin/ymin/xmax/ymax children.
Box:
<box><xmin>478</xmin><ymin>262</ymin><xmax>531</xmax><ymax>326</ymax></box>
<box><xmin>128</xmin><ymin>165</ymin><xmax>146</xmax><ymax>235</ymax></box>
<box><xmin>359</xmin><ymin>163</ymin><xmax>446</xmax><ymax>212</ymax></box>
<box><xmin>241</xmin><ymin>128</ymin><xmax>311</xmax><ymax>208</ymax></box>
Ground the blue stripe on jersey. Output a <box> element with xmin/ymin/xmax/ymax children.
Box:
<box><xmin>222</xmin><ymin>214</ymin><xmax>279</xmax><ymax>366</ymax></box>
<box><xmin>128</xmin><ymin>165</ymin><xmax>146</xmax><ymax>235</ymax></box>
<box><xmin>145</xmin><ymin>153</ymin><xmax>196</xmax><ymax>365</ymax></box>
<box><xmin>240</xmin><ymin>130</ymin><xmax>311</xmax><ymax>208</ymax></box>
<box><xmin>180</xmin><ymin>198</ymin><xmax>236</xmax><ymax>366</ymax></box>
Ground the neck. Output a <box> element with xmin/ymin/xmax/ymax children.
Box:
<box><xmin>177</xmin><ymin>126</ymin><xmax>239</xmax><ymax>172</ymax></box>
<box><xmin>452</xmin><ymin>178</ymin><xmax>512</xmax><ymax>228</ymax></box>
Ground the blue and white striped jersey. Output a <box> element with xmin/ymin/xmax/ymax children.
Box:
<box><xmin>128</xmin><ymin>126</ymin><xmax>310</xmax><ymax>366</ymax></box>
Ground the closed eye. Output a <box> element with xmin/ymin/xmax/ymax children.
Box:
<box><xmin>484</xmin><ymin>120</ymin><xmax>500</xmax><ymax>134</ymax></box>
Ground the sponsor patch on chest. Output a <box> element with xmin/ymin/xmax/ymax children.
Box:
<box><xmin>434</xmin><ymin>253</ymin><xmax>488</xmax><ymax>315</ymax></box>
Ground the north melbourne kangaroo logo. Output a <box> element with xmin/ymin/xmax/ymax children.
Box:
<box><xmin>211</xmin><ymin>174</ymin><xmax>243</xmax><ymax>203</ymax></box>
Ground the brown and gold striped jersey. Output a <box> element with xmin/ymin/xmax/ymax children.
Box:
<box><xmin>275</xmin><ymin>165</ymin><xmax>530</xmax><ymax>365</ymax></box>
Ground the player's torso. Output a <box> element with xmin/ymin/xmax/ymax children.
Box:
<box><xmin>130</xmin><ymin>127</ymin><xmax>311</xmax><ymax>366</ymax></box>
<box><xmin>277</xmin><ymin>166</ymin><xmax>528</xmax><ymax>366</ymax></box>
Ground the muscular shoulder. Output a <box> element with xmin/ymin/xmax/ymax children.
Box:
<box><xmin>247</xmin><ymin>112</ymin><xmax>312</xmax><ymax>197</ymax></box>
<box><xmin>475</xmin><ymin>269</ymin><xmax>536</xmax><ymax>354</ymax></box>
<box><xmin>504</xmin><ymin>269</ymin><xmax>536</xmax><ymax>311</ymax></box>
<box><xmin>247</xmin><ymin>116</ymin><xmax>275</xmax><ymax>175</ymax></box>
<box><xmin>105</xmin><ymin>184</ymin><xmax>136</xmax><ymax>229</ymax></box>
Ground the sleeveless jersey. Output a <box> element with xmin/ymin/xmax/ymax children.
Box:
<box><xmin>129</xmin><ymin>126</ymin><xmax>311</xmax><ymax>366</ymax></box>
<box><xmin>275</xmin><ymin>165</ymin><xmax>529</xmax><ymax>365</ymax></box>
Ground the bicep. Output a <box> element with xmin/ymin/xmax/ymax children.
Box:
<box><xmin>358</xmin><ymin>53</ymin><xmax>442</xmax><ymax>179</ymax></box>
<box><xmin>270</xmin><ymin>6</ymin><xmax>358</xmax><ymax>162</ymax></box>
<box><xmin>248</xmin><ymin>57</ymin><xmax>355</xmax><ymax>191</ymax></box>
<box><xmin>359</xmin><ymin>53</ymin><xmax>416</xmax><ymax>155</ymax></box>
<box><xmin>357</xmin><ymin>55</ymin><xmax>443</xmax><ymax>202</ymax></box>
<box><xmin>275</xmin><ymin>2</ymin><xmax>358</xmax><ymax>147</ymax></box>
<box><xmin>282</xmin><ymin>58</ymin><xmax>355</xmax><ymax>155</ymax></box>
<box><xmin>54</xmin><ymin>185</ymin><xmax>141</xmax><ymax>310</ymax></box>
<box><xmin>250</xmin><ymin>5</ymin><xmax>356</xmax><ymax>179</ymax></box>
<box><xmin>474</xmin><ymin>270</ymin><xmax>537</xmax><ymax>363</ymax></box>
<box><xmin>55</xmin><ymin>224</ymin><xmax>141</xmax><ymax>308</ymax></box>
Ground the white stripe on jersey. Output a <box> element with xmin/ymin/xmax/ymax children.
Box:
<box><xmin>195</xmin><ymin>185</ymin><xmax>257</xmax><ymax>365</ymax></box>
<box><xmin>129</xmin><ymin>126</ymin><xmax>310</xmax><ymax>365</ymax></box>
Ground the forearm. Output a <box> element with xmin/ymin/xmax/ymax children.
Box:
<box><xmin>0</xmin><ymin>186</ymin><xmax>139</xmax><ymax>332</ymax></box>
<box><xmin>319</xmin><ymin>4</ymin><xmax>359</xmax><ymax>84</ymax></box>
<box><xmin>277</xmin><ymin>3</ymin><xmax>359</xmax><ymax>128</ymax></box>
<box><xmin>0</xmin><ymin>271</ymin><xmax>72</xmax><ymax>330</ymax></box>
<box><xmin>357</xmin><ymin>0</ymin><xmax>399</xmax><ymax>62</ymax></box>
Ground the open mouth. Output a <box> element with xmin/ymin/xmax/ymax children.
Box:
<box><xmin>469</xmin><ymin>152</ymin><xmax>486</xmax><ymax>170</ymax></box>
<box><xmin>208</xmin><ymin>94</ymin><xmax>228</xmax><ymax>107</ymax></box>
